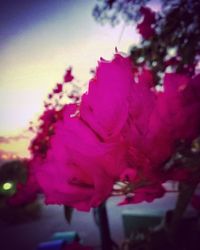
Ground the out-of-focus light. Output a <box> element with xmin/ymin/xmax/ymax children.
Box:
<box><xmin>2</xmin><ymin>182</ymin><xmax>13</xmax><ymax>191</ymax></box>
<box><xmin>167</xmin><ymin>47</ymin><xmax>177</xmax><ymax>57</ymax></box>
<box><xmin>12</xmin><ymin>154</ymin><xmax>17</xmax><ymax>159</ymax></box>
<box><xmin>2</xmin><ymin>154</ymin><xmax>8</xmax><ymax>160</ymax></box>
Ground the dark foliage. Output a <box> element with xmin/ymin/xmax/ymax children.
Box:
<box><xmin>93</xmin><ymin>0</ymin><xmax>200</xmax><ymax>84</ymax></box>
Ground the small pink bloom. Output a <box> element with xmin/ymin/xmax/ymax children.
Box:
<box><xmin>137</xmin><ymin>7</ymin><xmax>156</xmax><ymax>39</ymax></box>
<box><xmin>140</xmin><ymin>6</ymin><xmax>156</xmax><ymax>24</ymax></box>
<box><xmin>48</xmin><ymin>93</ymin><xmax>53</xmax><ymax>99</ymax></box>
<box><xmin>137</xmin><ymin>22</ymin><xmax>155</xmax><ymax>39</ymax></box>
<box><xmin>63</xmin><ymin>67</ymin><xmax>74</xmax><ymax>83</ymax></box>
<box><xmin>53</xmin><ymin>83</ymin><xmax>63</xmax><ymax>94</ymax></box>
<box><xmin>68</xmin><ymin>91</ymin><xmax>80</xmax><ymax>102</ymax></box>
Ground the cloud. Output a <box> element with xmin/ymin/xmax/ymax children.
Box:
<box><xmin>0</xmin><ymin>134</ymin><xmax>29</xmax><ymax>144</ymax></box>
<box><xmin>0</xmin><ymin>137</ymin><xmax>10</xmax><ymax>143</ymax></box>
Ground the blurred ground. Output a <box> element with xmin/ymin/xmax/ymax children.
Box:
<box><xmin>0</xmin><ymin>189</ymin><xmax>197</xmax><ymax>250</ymax></box>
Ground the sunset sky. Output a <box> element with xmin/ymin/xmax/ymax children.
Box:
<box><xmin>0</xmin><ymin>0</ymin><xmax>160</xmax><ymax>158</ymax></box>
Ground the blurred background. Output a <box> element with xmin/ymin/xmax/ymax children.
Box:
<box><xmin>0</xmin><ymin>0</ymin><xmax>142</xmax><ymax>160</ymax></box>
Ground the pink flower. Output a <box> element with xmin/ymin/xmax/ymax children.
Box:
<box><xmin>34</xmin><ymin>55</ymin><xmax>134</xmax><ymax>210</ymax></box>
<box><xmin>63</xmin><ymin>67</ymin><xmax>74</xmax><ymax>83</ymax></box>
<box><xmin>119</xmin><ymin>70</ymin><xmax>200</xmax><ymax>201</ymax></box>
<box><xmin>31</xmin><ymin>56</ymin><xmax>129</xmax><ymax>210</ymax></box>
<box><xmin>68</xmin><ymin>91</ymin><xmax>80</xmax><ymax>102</ymax></box>
<box><xmin>134</xmin><ymin>73</ymin><xmax>200</xmax><ymax>170</ymax></box>
<box><xmin>120</xmin><ymin>168</ymin><xmax>137</xmax><ymax>182</ymax></box>
<box><xmin>36</xmin><ymin>109</ymin><xmax>126</xmax><ymax>210</ymax></box>
<box><xmin>138</xmin><ymin>67</ymin><xmax>155</xmax><ymax>88</ymax></box>
<box><xmin>53</xmin><ymin>83</ymin><xmax>63</xmax><ymax>94</ymax></box>
<box><xmin>29</xmin><ymin>108</ymin><xmax>65</xmax><ymax>159</ymax></box>
<box><xmin>140</xmin><ymin>6</ymin><xmax>156</xmax><ymax>24</ymax></box>
<box><xmin>21</xmin><ymin>53</ymin><xmax>200</xmax><ymax>210</ymax></box>
<box><xmin>137</xmin><ymin>7</ymin><xmax>156</xmax><ymax>39</ymax></box>
<box><xmin>156</xmin><ymin>73</ymin><xmax>200</xmax><ymax>140</ymax></box>
<box><xmin>121</xmin><ymin>67</ymin><xmax>157</xmax><ymax>174</ymax></box>
<box><xmin>80</xmin><ymin>54</ymin><xmax>133</xmax><ymax>141</ymax></box>
<box><xmin>48</xmin><ymin>93</ymin><xmax>53</xmax><ymax>99</ymax></box>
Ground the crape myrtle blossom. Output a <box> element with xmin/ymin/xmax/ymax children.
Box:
<box><xmin>9</xmin><ymin>53</ymin><xmax>200</xmax><ymax>211</ymax></box>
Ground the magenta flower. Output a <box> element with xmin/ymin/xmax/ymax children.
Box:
<box><xmin>63</xmin><ymin>67</ymin><xmax>74</xmax><ymax>83</ymax></box>
<box><xmin>118</xmin><ymin>69</ymin><xmax>200</xmax><ymax>205</ymax></box>
<box><xmin>35</xmin><ymin>110</ymin><xmax>126</xmax><ymax>210</ymax></box>
<box><xmin>14</xmin><ymin>53</ymin><xmax>200</xmax><ymax>210</ymax></box>
<box><xmin>80</xmin><ymin>54</ymin><xmax>133</xmax><ymax>141</ymax></box>
<box><xmin>53</xmin><ymin>83</ymin><xmax>63</xmax><ymax>94</ymax></box>
<box><xmin>154</xmin><ymin>73</ymin><xmax>200</xmax><ymax>141</ymax></box>
<box><xmin>137</xmin><ymin>7</ymin><xmax>156</xmax><ymax>39</ymax></box>
<box><xmin>34</xmin><ymin>55</ymin><xmax>134</xmax><ymax>210</ymax></box>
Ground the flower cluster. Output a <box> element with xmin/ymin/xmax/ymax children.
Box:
<box><xmin>12</xmin><ymin>53</ymin><xmax>199</xmax><ymax>211</ymax></box>
<box><xmin>8</xmin><ymin>68</ymin><xmax>79</xmax><ymax>206</ymax></box>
